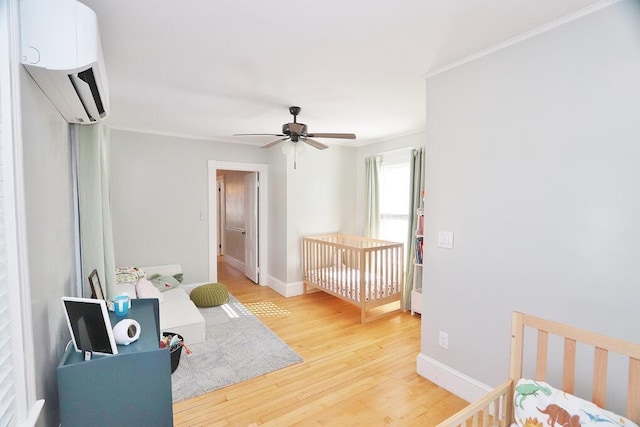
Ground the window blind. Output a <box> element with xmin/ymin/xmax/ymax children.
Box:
<box><xmin>0</xmin><ymin>2</ymin><xmax>44</xmax><ymax>424</ymax></box>
<box><xmin>0</xmin><ymin>85</ymin><xmax>16</xmax><ymax>427</ymax></box>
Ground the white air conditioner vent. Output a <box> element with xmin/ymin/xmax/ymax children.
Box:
<box><xmin>21</xmin><ymin>0</ymin><xmax>110</xmax><ymax>124</ymax></box>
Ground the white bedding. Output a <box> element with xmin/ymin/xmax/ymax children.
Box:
<box><xmin>306</xmin><ymin>266</ymin><xmax>399</xmax><ymax>302</ymax></box>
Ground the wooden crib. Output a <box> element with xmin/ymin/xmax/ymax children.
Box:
<box><xmin>302</xmin><ymin>234</ymin><xmax>404</xmax><ymax>323</ymax></box>
<box><xmin>437</xmin><ymin>311</ymin><xmax>640</xmax><ymax>426</ymax></box>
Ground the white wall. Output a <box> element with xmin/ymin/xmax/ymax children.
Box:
<box><xmin>109</xmin><ymin>130</ymin><xmax>357</xmax><ymax>292</ymax></box>
<box><xmin>21</xmin><ymin>70</ymin><xmax>76</xmax><ymax>427</ymax></box>
<box><xmin>267</xmin><ymin>147</ymin><xmax>288</xmax><ymax>282</ymax></box>
<box><xmin>252</xmin><ymin>142</ymin><xmax>359</xmax><ymax>292</ymax></box>
<box><xmin>419</xmin><ymin>0</ymin><xmax>640</xmax><ymax>408</ymax></box>
<box><xmin>285</xmin><ymin>144</ymin><xmax>358</xmax><ymax>283</ymax></box>
<box><xmin>109</xmin><ymin>129</ymin><xmax>268</xmax><ymax>283</ymax></box>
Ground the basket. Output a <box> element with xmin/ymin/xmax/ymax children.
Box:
<box><xmin>162</xmin><ymin>332</ymin><xmax>184</xmax><ymax>374</ymax></box>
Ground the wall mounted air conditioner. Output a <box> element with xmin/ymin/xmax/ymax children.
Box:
<box><xmin>21</xmin><ymin>0</ymin><xmax>110</xmax><ymax>124</ymax></box>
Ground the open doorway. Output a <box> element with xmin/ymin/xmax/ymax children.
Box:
<box><xmin>216</xmin><ymin>177</ymin><xmax>225</xmax><ymax>256</ymax></box>
<box><xmin>208</xmin><ymin>161</ymin><xmax>268</xmax><ymax>286</ymax></box>
<box><xmin>215</xmin><ymin>170</ymin><xmax>259</xmax><ymax>283</ymax></box>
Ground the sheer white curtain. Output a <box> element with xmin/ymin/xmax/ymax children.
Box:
<box><xmin>364</xmin><ymin>155</ymin><xmax>381</xmax><ymax>238</ymax></box>
<box><xmin>74</xmin><ymin>124</ymin><xmax>116</xmax><ymax>298</ymax></box>
<box><xmin>403</xmin><ymin>147</ymin><xmax>425</xmax><ymax>310</ymax></box>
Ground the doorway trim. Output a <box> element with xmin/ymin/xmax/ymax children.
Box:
<box><xmin>207</xmin><ymin>160</ymin><xmax>268</xmax><ymax>285</ymax></box>
<box><xmin>216</xmin><ymin>177</ymin><xmax>225</xmax><ymax>256</ymax></box>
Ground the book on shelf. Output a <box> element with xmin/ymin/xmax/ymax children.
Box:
<box><xmin>415</xmin><ymin>237</ymin><xmax>423</xmax><ymax>265</ymax></box>
<box><xmin>416</xmin><ymin>214</ymin><xmax>424</xmax><ymax>236</ymax></box>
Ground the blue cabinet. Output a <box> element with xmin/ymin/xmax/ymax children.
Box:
<box><xmin>57</xmin><ymin>299</ymin><xmax>173</xmax><ymax>427</ymax></box>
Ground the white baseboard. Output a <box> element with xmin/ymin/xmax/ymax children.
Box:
<box><xmin>224</xmin><ymin>255</ymin><xmax>244</xmax><ymax>273</ymax></box>
<box><xmin>416</xmin><ymin>353</ymin><xmax>492</xmax><ymax>403</ymax></box>
<box><xmin>267</xmin><ymin>275</ymin><xmax>303</xmax><ymax>297</ymax></box>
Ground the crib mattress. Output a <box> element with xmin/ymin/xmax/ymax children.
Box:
<box><xmin>306</xmin><ymin>266</ymin><xmax>399</xmax><ymax>302</ymax></box>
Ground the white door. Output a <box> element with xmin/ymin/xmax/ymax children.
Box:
<box><xmin>217</xmin><ymin>178</ymin><xmax>225</xmax><ymax>256</ymax></box>
<box><xmin>244</xmin><ymin>172</ymin><xmax>259</xmax><ymax>283</ymax></box>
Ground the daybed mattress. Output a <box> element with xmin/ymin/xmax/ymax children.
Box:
<box><xmin>158</xmin><ymin>287</ymin><xmax>205</xmax><ymax>345</ymax></box>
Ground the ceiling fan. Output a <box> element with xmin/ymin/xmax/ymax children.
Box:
<box><xmin>233</xmin><ymin>106</ymin><xmax>356</xmax><ymax>151</ymax></box>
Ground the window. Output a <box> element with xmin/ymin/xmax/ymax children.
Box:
<box><xmin>379</xmin><ymin>161</ymin><xmax>410</xmax><ymax>247</ymax></box>
<box><xmin>0</xmin><ymin>1</ymin><xmax>43</xmax><ymax>425</ymax></box>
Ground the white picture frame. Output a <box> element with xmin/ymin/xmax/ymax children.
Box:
<box><xmin>61</xmin><ymin>296</ymin><xmax>118</xmax><ymax>357</ymax></box>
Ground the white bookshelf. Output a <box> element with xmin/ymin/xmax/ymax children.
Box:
<box><xmin>411</xmin><ymin>208</ymin><xmax>424</xmax><ymax>315</ymax></box>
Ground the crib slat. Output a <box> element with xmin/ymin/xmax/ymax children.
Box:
<box><xmin>302</xmin><ymin>239</ymin><xmax>306</xmax><ymax>287</ymax></box>
<box><xmin>536</xmin><ymin>330</ymin><xmax>548</xmax><ymax>381</ymax></box>
<box><xmin>491</xmin><ymin>396</ymin><xmax>502</xmax><ymax>426</ymax></box>
<box><xmin>369</xmin><ymin>249</ymin><xmax>375</xmax><ymax>302</ymax></box>
<box><xmin>360</xmin><ymin>250</ymin><xmax>367</xmax><ymax>323</ymax></box>
<box><xmin>350</xmin><ymin>249</ymin><xmax>356</xmax><ymax>299</ymax></box>
<box><xmin>391</xmin><ymin>247</ymin><xmax>396</xmax><ymax>294</ymax></box>
<box><xmin>592</xmin><ymin>347</ymin><xmax>608</xmax><ymax>408</ymax></box>
<box><xmin>562</xmin><ymin>337</ymin><xmax>577</xmax><ymax>394</ymax></box>
<box><xmin>399</xmin><ymin>246</ymin><xmax>404</xmax><ymax>299</ymax></box>
<box><xmin>394</xmin><ymin>246</ymin><xmax>399</xmax><ymax>295</ymax></box>
<box><xmin>320</xmin><ymin>243</ymin><xmax>326</xmax><ymax>290</ymax></box>
<box><xmin>482</xmin><ymin>403</ymin><xmax>490</xmax><ymax>426</ymax></box>
<box><xmin>327</xmin><ymin>243</ymin><xmax>332</xmax><ymax>291</ymax></box>
<box><xmin>502</xmin><ymin>382</ymin><xmax>512</xmax><ymax>426</ymax></box>
<box><xmin>629</xmin><ymin>357</ymin><xmax>640</xmax><ymax>422</ymax></box>
<box><xmin>380</xmin><ymin>249</ymin><xmax>393</xmax><ymax>297</ymax></box>
<box><xmin>510</xmin><ymin>312</ymin><xmax>525</xmax><ymax>380</ymax></box>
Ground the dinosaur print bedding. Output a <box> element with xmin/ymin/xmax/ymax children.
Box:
<box><xmin>512</xmin><ymin>378</ymin><xmax>638</xmax><ymax>427</ymax></box>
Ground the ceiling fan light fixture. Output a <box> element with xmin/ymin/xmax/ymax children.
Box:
<box><xmin>296</xmin><ymin>140</ymin><xmax>306</xmax><ymax>154</ymax></box>
<box><xmin>281</xmin><ymin>140</ymin><xmax>306</xmax><ymax>156</ymax></box>
<box><xmin>281</xmin><ymin>141</ymin><xmax>294</xmax><ymax>156</ymax></box>
<box><xmin>281</xmin><ymin>140</ymin><xmax>306</xmax><ymax>170</ymax></box>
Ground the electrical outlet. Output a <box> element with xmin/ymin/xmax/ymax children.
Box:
<box><xmin>438</xmin><ymin>331</ymin><xmax>449</xmax><ymax>349</ymax></box>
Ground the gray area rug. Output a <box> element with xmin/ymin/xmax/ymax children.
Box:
<box><xmin>170</xmin><ymin>295</ymin><xmax>303</xmax><ymax>402</ymax></box>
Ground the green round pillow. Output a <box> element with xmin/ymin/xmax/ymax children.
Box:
<box><xmin>190</xmin><ymin>283</ymin><xmax>229</xmax><ymax>307</ymax></box>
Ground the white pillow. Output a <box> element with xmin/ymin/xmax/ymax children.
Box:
<box><xmin>135</xmin><ymin>277</ymin><xmax>164</xmax><ymax>303</ymax></box>
<box><xmin>115</xmin><ymin>266</ymin><xmax>145</xmax><ymax>284</ymax></box>
<box><xmin>513</xmin><ymin>378</ymin><xmax>638</xmax><ymax>427</ymax></box>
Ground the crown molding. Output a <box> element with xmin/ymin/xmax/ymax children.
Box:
<box><xmin>425</xmin><ymin>0</ymin><xmax>620</xmax><ymax>80</ymax></box>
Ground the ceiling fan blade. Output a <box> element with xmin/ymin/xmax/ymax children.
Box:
<box><xmin>233</xmin><ymin>133</ymin><xmax>286</xmax><ymax>137</ymax></box>
<box><xmin>305</xmin><ymin>132</ymin><xmax>356</xmax><ymax>139</ymax></box>
<box><xmin>261</xmin><ymin>137</ymin><xmax>290</xmax><ymax>149</ymax></box>
<box><xmin>301</xmin><ymin>138</ymin><xmax>329</xmax><ymax>150</ymax></box>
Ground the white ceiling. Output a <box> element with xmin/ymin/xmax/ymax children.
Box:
<box><xmin>80</xmin><ymin>0</ymin><xmax>605</xmax><ymax>147</ymax></box>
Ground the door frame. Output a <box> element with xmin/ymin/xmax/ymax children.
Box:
<box><xmin>208</xmin><ymin>160</ymin><xmax>268</xmax><ymax>285</ymax></box>
<box><xmin>243</xmin><ymin>172</ymin><xmax>259</xmax><ymax>283</ymax></box>
<box><xmin>216</xmin><ymin>177</ymin><xmax>225</xmax><ymax>256</ymax></box>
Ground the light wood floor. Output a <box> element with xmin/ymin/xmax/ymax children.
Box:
<box><xmin>172</xmin><ymin>259</ymin><xmax>468</xmax><ymax>426</ymax></box>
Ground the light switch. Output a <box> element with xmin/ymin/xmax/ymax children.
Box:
<box><xmin>437</xmin><ymin>231</ymin><xmax>454</xmax><ymax>249</ymax></box>
<box><xmin>200</xmin><ymin>211</ymin><xmax>206</xmax><ymax>221</ymax></box>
